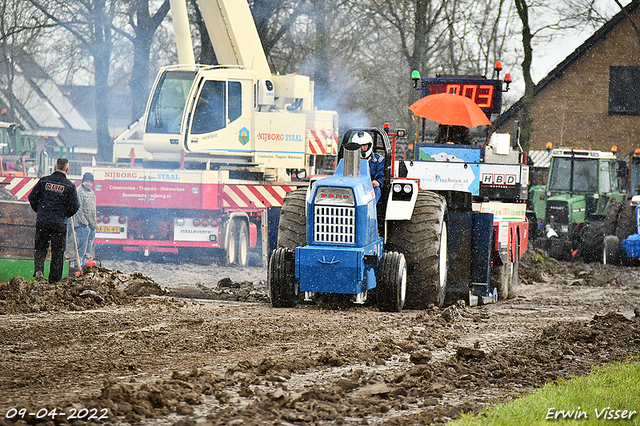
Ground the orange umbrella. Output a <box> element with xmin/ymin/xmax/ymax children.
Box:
<box><xmin>408</xmin><ymin>93</ymin><xmax>491</xmax><ymax>127</ymax></box>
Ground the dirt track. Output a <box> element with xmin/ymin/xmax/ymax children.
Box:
<box><xmin>1</xmin><ymin>251</ymin><xmax>640</xmax><ymax>425</ymax></box>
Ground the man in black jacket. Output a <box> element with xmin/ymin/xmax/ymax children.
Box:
<box><xmin>28</xmin><ymin>158</ymin><xmax>79</xmax><ymax>283</ymax></box>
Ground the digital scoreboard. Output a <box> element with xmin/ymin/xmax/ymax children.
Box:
<box><xmin>421</xmin><ymin>78</ymin><xmax>503</xmax><ymax>115</ymax></box>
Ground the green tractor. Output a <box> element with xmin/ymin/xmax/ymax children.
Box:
<box><xmin>529</xmin><ymin>147</ymin><xmax>627</xmax><ymax>261</ymax></box>
<box><xmin>0</xmin><ymin>122</ymin><xmax>38</xmax><ymax>177</ymax></box>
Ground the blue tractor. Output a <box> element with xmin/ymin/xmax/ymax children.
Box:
<box><xmin>269</xmin><ymin>128</ymin><xmax>449</xmax><ymax>312</ymax></box>
<box><xmin>269</xmin><ymin>67</ymin><xmax>529</xmax><ymax>312</ymax></box>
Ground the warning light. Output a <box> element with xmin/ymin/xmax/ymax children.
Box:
<box><xmin>611</xmin><ymin>145</ymin><xmax>618</xmax><ymax>153</ymax></box>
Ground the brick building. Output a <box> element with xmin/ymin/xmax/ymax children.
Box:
<box><xmin>496</xmin><ymin>1</ymin><xmax>640</xmax><ymax>156</ymax></box>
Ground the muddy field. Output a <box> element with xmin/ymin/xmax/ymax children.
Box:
<box><xmin>1</xmin><ymin>251</ymin><xmax>640</xmax><ymax>425</ymax></box>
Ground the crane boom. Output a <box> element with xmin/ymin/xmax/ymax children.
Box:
<box><xmin>169</xmin><ymin>0</ymin><xmax>196</xmax><ymax>65</ymax></box>
<box><xmin>198</xmin><ymin>0</ymin><xmax>271</xmax><ymax>78</ymax></box>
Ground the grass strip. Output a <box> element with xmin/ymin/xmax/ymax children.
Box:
<box><xmin>451</xmin><ymin>360</ymin><xmax>640</xmax><ymax>425</ymax></box>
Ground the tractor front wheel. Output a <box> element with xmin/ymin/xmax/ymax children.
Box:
<box><xmin>377</xmin><ymin>252</ymin><xmax>407</xmax><ymax>312</ymax></box>
<box><xmin>269</xmin><ymin>247</ymin><xmax>298</xmax><ymax>308</ymax></box>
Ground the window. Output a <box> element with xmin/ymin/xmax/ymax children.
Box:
<box><xmin>191</xmin><ymin>80</ymin><xmax>226</xmax><ymax>134</ymax></box>
<box><xmin>228</xmin><ymin>82</ymin><xmax>242</xmax><ymax>122</ymax></box>
<box><xmin>599</xmin><ymin>161</ymin><xmax>611</xmax><ymax>193</ymax></box>
<box><xmin>146</xmin><ymin>70</ymin><xmax>197</xmax><ymax>134</ymax></box>
<box><xmin>549</xmin><ymin>157</ymin><xmax>598</xmax><ymax>192</ymax></box>
<box><xmin>609</xmin><ymin>66</ymin><xmax>640</xmax><ymax>116</ymax></box>
<box><xmin>572</xmin><ymin>159</ymin><xmax>598</xmax><ymax>192</ymax></box>
<box><xmin>549</xmin><ymin>158</ymin><xmax>571</xmax><ymax>191</ymax></box>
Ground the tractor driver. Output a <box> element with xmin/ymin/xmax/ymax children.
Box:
<box><xmin>353</xmin><ymin>132</ymin><xmax>384</xmax><ymax>203</ymax></box>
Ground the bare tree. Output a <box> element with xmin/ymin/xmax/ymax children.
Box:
<box><xmin>614</xmin><ymin>0</ymin><xmax>640</xmax><ymax>53</ymax></box>
<box><xmin>250</xmin><ymin>0</ymin><xmax>308</xmax><ymax>69</ymax></box>
<box><xmin>514</xmin><ymin>0</ymin><xmax>534</xmax><ymax>150</ymax></box>
<box><xmin>0</xmin><ymin>0</ymin><xmax>54</xmax><ymax>125</ymax></box>
<box><xmin>512</xmin><ymin>0</ymin><xmax>611</xmax><ymax>149</ymax></box>
<box><xmin>117</xmin><ymin>0</ymin><xmax>171</xmax><ymax>121</ymax></box>
<box><xmin>27</xmin><ymin>0</ymin><xmax>121</xmax><ymax>162</ymax></box>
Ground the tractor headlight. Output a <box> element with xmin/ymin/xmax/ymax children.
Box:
<box><xmin>403</xmin><ymin>184</ymin><xmax>412</xmax><ymax>193</ymax></box>
<box><xmin>393</xmin><ymin>184</ymin><xmax>402</xmax><ymax>193</ymax></box>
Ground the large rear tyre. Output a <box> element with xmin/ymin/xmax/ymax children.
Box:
<box><xmin>386</xmin><ymin>191</ymin><xmax>447</xmax><ymax>309</ymax></box>
<box><xmin>377</xmin><ymin>252</ymin><xmax>407</xmax><ymax>312</ymax></box>
<box><xmin>236</xmin><ymin>220</ymin><xmax>249</xmax><ymax>268</ymax></box>
<box><xmin>603</xmin><ymin>235</ymin><xmax>621</xmax><ymax>265</ymax></box>
<box><xmin>269</xmin><ymin>247</ymin><xmax>299</xmax><ymax>308</ymax></box>
<box><xmin>576</xmin><ymin>221</ymin><xmax>605</xmax><ymax>263</ymax></box>
<box><xmin>616</xmin><ymin>204</ymin><xmax>637</xmax><ymax>241</ymax></box>
<box><xmin>277</xmin><ymin>188</ymin><xmax>307</xmax><ymax>250</ymax></box>
<box><xmin>604</xmin><ymin>201</ymin><xmax>623</xmax><ymax>236</ymax></box>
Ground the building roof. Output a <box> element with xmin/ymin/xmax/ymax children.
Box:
<box><xmin>528</xmin><ymin>150</ymin><xmax>552</xmax><ymax>168</ymax></box>
<box><xmin>496</xmin><ymin>0</ymin><xmax>640</xmax><ymax>128</ymax></box>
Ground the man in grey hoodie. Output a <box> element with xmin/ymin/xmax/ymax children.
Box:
<box><xmin>73</xmin><ymin>172</ymin><xmax>97</xmax><ymax>266</ymax></box>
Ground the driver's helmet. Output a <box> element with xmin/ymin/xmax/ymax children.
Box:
<box><xmin>352</xmin><ymin>131</ymin><xmax>374</xmax><ymax>159</ymax></box>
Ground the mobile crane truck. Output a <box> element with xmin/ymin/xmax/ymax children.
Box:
<box><xmin>269</xmin><ymin>64</ymin><xmax>528</xmax><ymax>310</ymax></box>
<box><xmin>78</xmin><ymin>0</ymin><xmax>339</xmax><ymax>266</ymax></box>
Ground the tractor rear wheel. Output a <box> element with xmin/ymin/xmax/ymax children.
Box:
<box><xmin>277</xmin><ymin>188</ymin><xmax>307</xmax><ymax>250</ymax></box>
<box><xmin>616</xmin><ymin>204</ymin><xmax>637</xmax><ymax>242</ymax></box>
<box><xmin>603</xmin><ymin>235</ymin><xmax>621</xmax><ymax>265</ymax></box>
<box><xmin>386</xmin><ymin>190</ymin><xmax>448</xmax><ymax>309</ymax></box>
<box><xmin>269</xmin><ymin>247</ymin><xmax>299</xmax><ymax>308</ymax></box>
<box><xmin>377</xmin><ymin>252</ymin><xmax>407</xmax><ymax>312</ymax></box>
<box><xmin>576</xmin><ymin>221</ymin><xmax>605</xmax><ymax>263</ymax></box>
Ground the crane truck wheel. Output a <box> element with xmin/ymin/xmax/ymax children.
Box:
<box><xmin>269</xmin><ymin>247</ymin><xmax>299</xmax><ymax>308</ymax></box>
<box><xmin>386</xmin><ymin>190</ymin><xmax>448</xmax><ymax>309</ymax></box>
<box><xmin>508</xmin><ymin>239</ymin><xmax>519</xmax><ymax>299</ymax></box>
<box><xmin>225</xmin><ymin>221</ymin><xmax>238</xmax><ymax>266</ymax></box>
<box><xmin>237</xmin><ymin>220</ymin><xmax>249</xmax><ymax>268</ymax></box>
<box><xmin>603</xmin><ymin>235</ymin><xmax>621</xmax><ymax>265</ymax></box>
<box><xmin>377</xmin><ymin>251</ymin><xmax>407</xmax><ymax>312</ymax></box>
<box><xmin>276</xmin><ymin>188</ymin><xmax>307</xmax><ymax>250</ymax></box>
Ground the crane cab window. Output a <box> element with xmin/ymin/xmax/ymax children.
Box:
<box><xmin>192</xmin><ymin>81</ymin><xmax>226</xmax><ymax>134</ymax></box>
<box><xmin>191</xmin><ymin>80</ymin><xmax>243</xmax><ymax>135</ymax></box>
<box><xmin>146</xmin><ymin>70</ymin><xmax>196</xmax><ymax>134</ymax></box>
<box><xmin>229</xmin><ymin>82</ymin><xmax>242</xmax><ymax>122</ymax></box>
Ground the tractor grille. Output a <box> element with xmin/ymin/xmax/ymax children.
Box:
<box><xmin>314</xmin><ymin>206</ymin><xmax>355</xmax><ymax>244</ymax></box>
<box><xmin>546</xmin><ymin>200</ymin><xmax>569</xmax><ymax>224</ymax></box>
